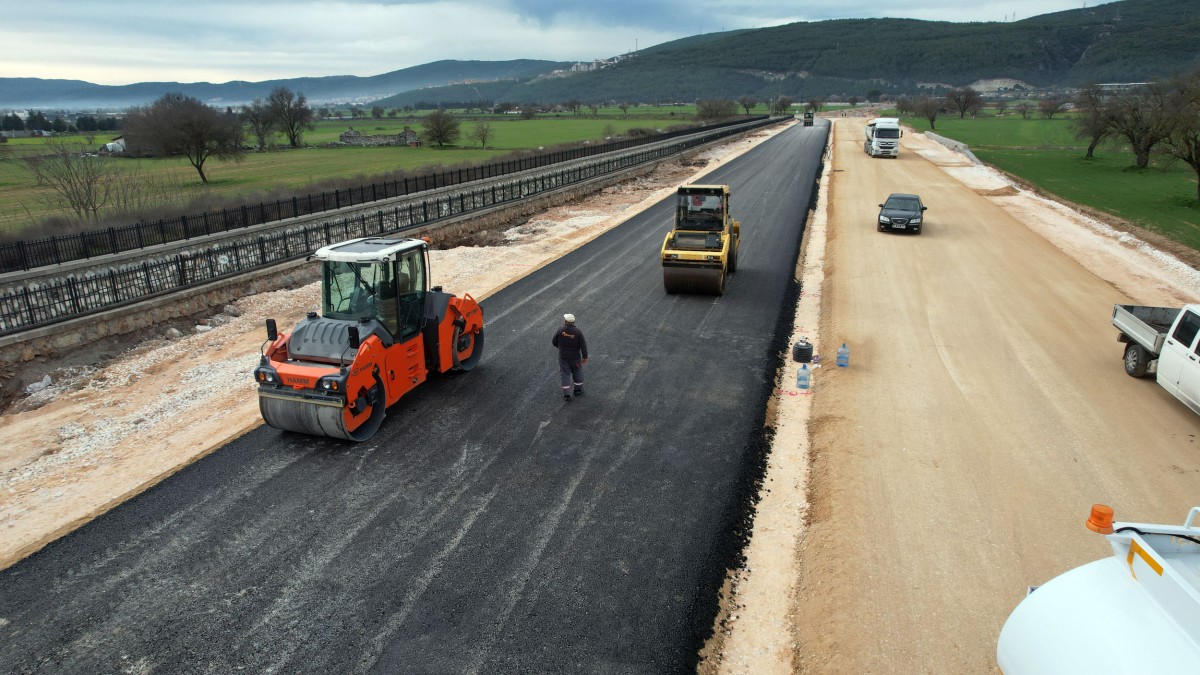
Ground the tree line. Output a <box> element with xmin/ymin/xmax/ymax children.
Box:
<box><xmin>892</xmin><ymin>71</ymin><xmax>1200</xmax><ymax>200</ymax></box>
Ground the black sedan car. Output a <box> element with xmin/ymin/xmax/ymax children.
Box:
<box><xmin>877</xmin><ymin>193</ymin><xmax>928</xmax><ymax>234</ymax></box>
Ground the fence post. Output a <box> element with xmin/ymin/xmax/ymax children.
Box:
<box><xmin>66</xmin><ymin>277</ymin><xmax>83</xmax><ymax>313</ymax></box>
<box><xmin>181</xmin><ymin>215</ymin><xmax>190</xmax><ymax>239</ymax></box>
<box><xmin>335</xmin><ymin>189</ymin><xmax>341</xmax><ymax>209</ymax></box>
<box><xmin>258</xmin><ymin>236</ymin><xmax>268</xmax><ymax>265</ymax></box>
<box><xmin>50</xmin><ymin>235</ymin><xmax>61</xmax><ymax>265</ymax></box>
<box><xmin>21</xmin><ymin>286</ymin><xmax>36</xmax><ymax>325</ymax></box>
<box><xmin>292</xmin><ymin>196</ymin><xmax>299</xmax><ymax>219</ymax></box>
<box><xmin>141</xmin><ymin>261</ymin><xmax>154</xmax><ymax>293</ymax></box>
<box><xmin>107</xmin><ymin>227</ymin><xmax>118</xmax><ymax>255</ymax></box>
<box><xmin>177</xmin><ymin>254</ymin><xmax>187</xmax><ymax>286</ymax></box>
<box><xmin>17</xmin><ymin>240</ymin><xmax>29</xmax><ymax>271</ymax></box>
<box><xmin>241</xmin><ymin>205</ymin><xmax>249</xmax><ymax>225</ymax></box>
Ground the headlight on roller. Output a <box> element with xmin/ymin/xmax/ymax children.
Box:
<box><xmin>316</xmin><ymin>375</ymin><xmax>344</xmax><ymax>392</ymax></box>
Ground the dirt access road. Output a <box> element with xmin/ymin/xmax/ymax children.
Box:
<box><xmin>785</xmin><ymin>121</ymin><xmax>1199</xmax><ymax>672</ymax></box>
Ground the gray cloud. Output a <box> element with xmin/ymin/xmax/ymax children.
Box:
<box><xmin>0</xmin><ymin>0</ymin><xmax>1107</xmax><ymax>85</ymax></box>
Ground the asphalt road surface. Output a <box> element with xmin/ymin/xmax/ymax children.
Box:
<box><xmin>0</xmin><ymin>122</ymin><xmax>829</xmax><ymax>674</ymax></box>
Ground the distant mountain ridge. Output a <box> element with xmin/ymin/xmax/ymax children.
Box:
<box><xmin>374</xmin><ymin>0</ymin><xmax>1200</xmax><ymax>106</ymax></box>
<box><xmin>0</xmin><ymin>60</ymin><xmax>567</xmax><ymax>110</ymax></box>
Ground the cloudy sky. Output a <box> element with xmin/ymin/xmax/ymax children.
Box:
<box><xmin>2</xmin><ymin>0</ymin><xmax>1109</xmax><ymax>86</ymax></box>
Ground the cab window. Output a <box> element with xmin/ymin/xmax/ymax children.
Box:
<box><xmin>1172</xmin><ymin>310</ymin><xmax>1200</xmax><ymax>348</ymax></box>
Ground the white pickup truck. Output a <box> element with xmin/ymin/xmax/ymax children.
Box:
<box><xmin>1111</xmin><ymin>303</ymin><xmax>1200</xmax><ymax>415</ymax></box>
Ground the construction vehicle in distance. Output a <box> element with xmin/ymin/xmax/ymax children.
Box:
<box><xmin>996</xmin><ymin>504</ymin><xmax>1200</xmax><ymax>672</ymax></box>
<box><xmin>803</xmin><ymin>111</ymin><xmax>814</xmax><ymax>126</ymax></box>
<box><xmin>660</xmin><ymin>184</ymin><xmax>740</xmax><ymax>295</ymax></box>
<box><xmin>254</xmin><ymin>236</ymin><xmax>484</xmax><ymax>441</ymax></box>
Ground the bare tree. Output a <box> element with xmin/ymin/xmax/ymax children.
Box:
<box><xmin>124</xmin><ymin>93</ymin><xmax>245</xmax><ymax>183</ymax></box>
<box><xmin>565</xmin><ymin>98</ymin><xmax>582</xmax><ymax>116</ymax></box>
<box><xmin>1070</xmin><ymin>84</ymin><xmax>1114</xmax><ymax>158</ymax></box>
<box><xmin>1015</xmin><ymin>102</ymin><xmax>1032</xmax><ymax>119</ymax></box>
<box><xmin>371</xmin><ymin>106</ymin><xmax>385</xmax><ymax>120</ymax></box>
<box><xmin>1038</xmin><ymin>96</ymin><xmax>1067</xmax><ymax>119</ymax></box>
<box><xmin>848</xmin><ymin>96</ymin><xmax>860</xmax><ymax>108</ymax></box>
<box><xmin>267</xmin><ymin>88</ymin><xmax>316</xmax><ymax>147</ymax></box>
<box><xmin>737</xmin><ymin>95</ymin><xmax>757</xmax><ymax>115</ymax></box>
<box><xmin>994</xmin><ymin>99</ymin><xmax>1009</xmax><ymax>116</ymax></box>
<box><xmin>240</xmin><ymin>98</ymin><xmax>275</xmax><ymax>150</ymax></box>
<box><xmin>18</xmin><ymin>138</ymin><xmax>116</xmax><ymax>220</ymax></box>
<box><xmin>469</xmin><ymin>120</ymin><xmax>493</xmax><ymax>148</ymax></box>
<box><xmin>697</xmin><ymin>99</ymin><xmax>738</xmax><ymax>122</ymax></box>
<box><xmin>945</xmin><ymin>87</ymin><xmax>982</xmax><ymax>119</ymax></box>
<box><xmin>805</xmin><ymin>97</ymin><xmax>823</xmax><ymax>113</ymax></box>
<box><xmin>1160</xmin><ymin>69</ymin><xmax>1200</xmax><ymax>199</ymax></box>
<box><xmin>914</xmin><ymin>95</ymin><xmax>941</xmax><ymax>130</ymax></box>
<box><xmin>588</xmin><ymin>103</ymin><xmax>600</xmax><ymax>117</ymax></box>
<box><xmin>421</xmin><ymin>109</ymin><xmax>461</xmax><ymax>146</ymax></box>
<box><xmin>772</xmin><ymin>96</ymin><xmax>794</xmax><ymax>115</ymax></box>
<box><xmin>1109</xmin><ymin>81</ymin><xmax>1176</xmax><ymax>168</ymax></box>
<box><xmin>618</xmin><ymin>102</ymin><xmax>630</xmax><ymax>117</ymax></box>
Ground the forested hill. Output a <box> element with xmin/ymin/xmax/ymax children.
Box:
<box><xmin>0</xmin><ymin>60</ymin><xmax>567</xmax><ymax>109</ymax></box>
<box><xmin>375</xmin><ymin>0</ymin><xmax>1200</xmax><ymax>107</ymax></box>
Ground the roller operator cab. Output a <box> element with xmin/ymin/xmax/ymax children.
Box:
<box><xmin>254</xmin><ymin>236</ymin><xmax>484</xmax><ymax>441</ymax></box>
<box><xmin>660</xmin><ymin>184</ymin><xmax>740</xmax><ymax>295</ymax></box>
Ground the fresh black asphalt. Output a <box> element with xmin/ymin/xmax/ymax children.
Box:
<box><xmin>0</xmin><ymin>121</ymin><xmax>829</xmax><ymax>674</ymax></box>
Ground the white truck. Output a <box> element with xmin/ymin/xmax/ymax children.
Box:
<box><xmin>864</xmin><ymin>117</ymin><xmax>902</xmax><ymax>157</ymax></box>
<box><xmin>996</xmin><ymin>505</ymin><xmax>1200</xmax><ymax>672</ymax></box>
<box><xmin>1111</xmin><ymin>303</ymin><xmax>1200</xmax><ymax>415</ymax></box>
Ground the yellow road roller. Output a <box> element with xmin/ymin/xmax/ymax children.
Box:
<box><xmin>660</xmin><ymin>184</ymin><xmax>740</xmax><ymax>294</ymax></box>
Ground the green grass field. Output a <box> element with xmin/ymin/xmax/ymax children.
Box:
<box><xmin>898</xmin><ymin>112</ymin><xmax>1200</xmax><ymax>253</ymax></box>
<box><xmin>0</xmin><ymin>114</ymin><xmax>696</xmax><ymax>235</ymax></box>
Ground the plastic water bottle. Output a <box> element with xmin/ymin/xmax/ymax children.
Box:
<box><xmin>796</xmin><ymin>363</ymin><xmax>810</xmax><ymax>390</ymax></box>
<box><xmin>836</xmin><ymin>343</ymin><xmax>850</xmax><ymax>368</ymax></box>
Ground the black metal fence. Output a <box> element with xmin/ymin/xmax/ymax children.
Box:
<box><xmin>0</xmin><ymin>116</ymin><xmax>770</xmax><ymax>274</ymax></box>
<box><xmin>0</xmin><ymin>117</ymin><xmax>783</xmax><ymax>336</ymax></box>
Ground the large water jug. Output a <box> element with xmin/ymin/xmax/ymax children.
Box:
<box><xmin>796</xmin><ymin>363</ymin><xmax>810</xmax><ymax>390</ymax></box>
<box><xmin>836</xmin><ymin>343</ymin><xmax>850</xmax><ymax>368</ymax></box>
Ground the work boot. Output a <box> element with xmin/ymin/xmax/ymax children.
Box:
<box><xmin>574</xmin><ymin>387</ymin><xmax>583</xmax><ymax>396</ymax></box>
<box><xmin>563</xmin><ymin>393</ymin><xmax>571</xmax><ymax>401</ymax></box>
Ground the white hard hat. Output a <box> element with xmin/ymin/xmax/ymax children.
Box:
<box><xmin>563</xmin><ymin>313</ymin><xmax>575</xmax><ymax>323</ymax></box>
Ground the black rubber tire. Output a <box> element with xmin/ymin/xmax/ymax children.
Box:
<box><xmin>1123</xmin><ymin>343</ymin><xmax>1151</xmax><ymax>378</ymax></box>
<box><xmin>452</xmin><ymin>325</ymin><xmax>484</xmax><ymax>371</ymax></box>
